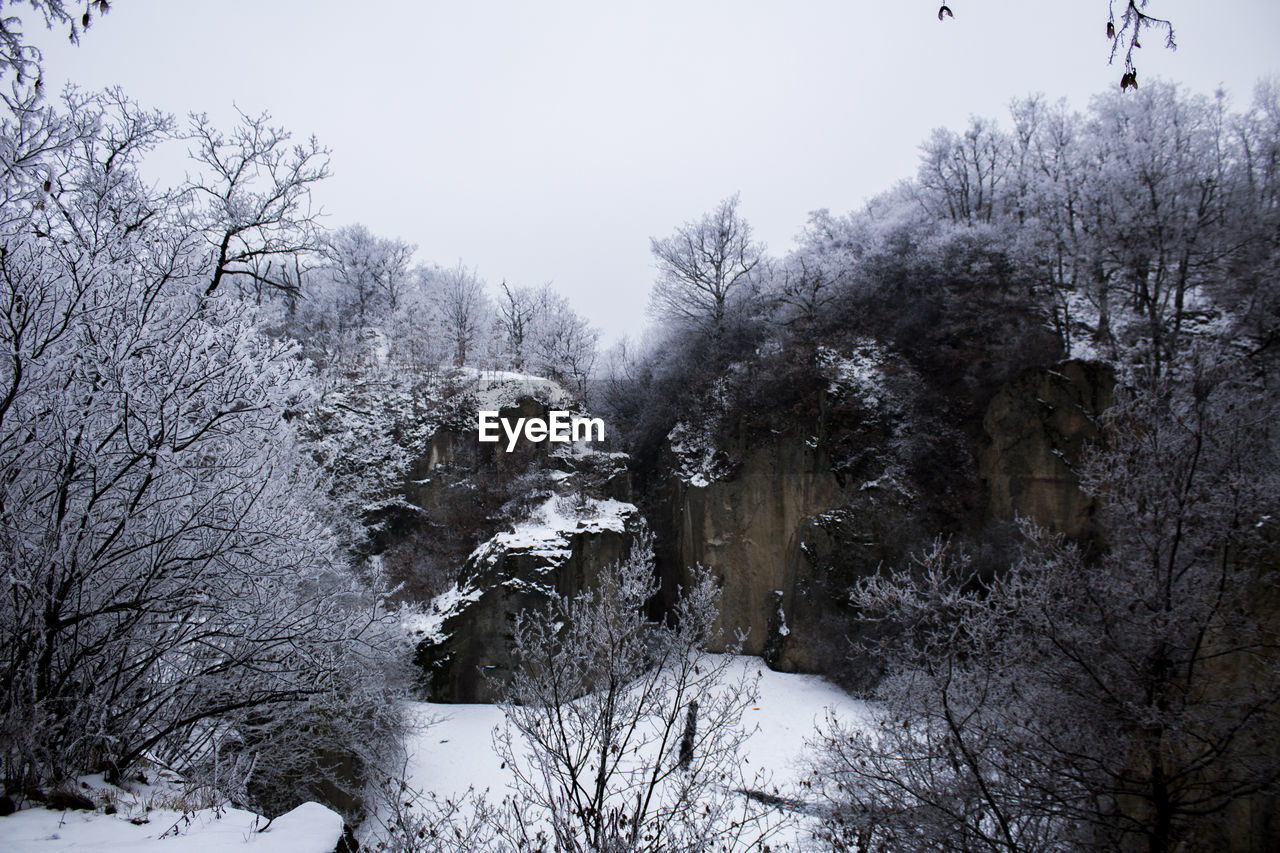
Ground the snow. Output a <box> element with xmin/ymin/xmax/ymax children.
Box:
<box><xmin>398</xmin><ymin>655</ymin><xmax>873</xmax><ymax>848</ymax></box>
<box><xmin>817</xmin><ymin>340</ymin><xmax>890</xmax><ymax>405</ymax></box>
<box><xmin>552</xmin><ymin>441</ymin><xmax>628</xmax><ymax>463</ymax></box>
<box><xmin>2</xmin><ymin>801</ymin><xmax>343</xmax><ymax>853</ymax></box>
<box><xmin>1060</xmin><ymin>290</ymin><xmax>1106</xmax><ymax>363</ymax></box>
<box><xmin>3</xmin><ymin>663</ymin><xmax>870</xmax><ymax>853</ymax></box>
<box><xmin>449</xmin><ymin>366</ymin><xmax>574</xmax><ymax>411</ymax></box>
<box><xmin>741</xmin><ymin>661</ymin><xmax>873</xmax><ymax>786</ymax></box>
<box><xmin>403</xmin><ymin>701</ymin><xmax>509</xmax><ymax>800</ymax></box>
<box><xmin>404</xmin><ymin>583</ymin><xmax>485</xmax><ymax>644</ymax></box>
<box><xmin>411</xmin><ymin>495</ymin><xmax>640</xmax><ymax>641</ymax></box>
<box><xmin>2</xmin><ymin>739</ymin><xmax>344</xmax><ymax>853</ymax></box>
<box><xmin>667</xmin><ymin>418</ymin><xmax>730</xmax><ymax>487</ymax></box>
<box><xmin>470</xmin><ymin>494</ymin><xmax>636</xmax><ymax>568</ymax></box>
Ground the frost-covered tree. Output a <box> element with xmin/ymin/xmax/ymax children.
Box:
<box><xmin>0</xmin><ymin>87</ymin><xmax>402</xmax><ymax>811</ymax></box>
<box><xmin>431</xmin><ymin>262</ymin><xmax>491</xmax><ymax>367</ymax></box>
<box><xmin>325</xmin><ymin>223</ymin><xmax>416</xmax><ymax>324</ymax></box>
<box><xmin>495</xmin><ymin>280</ymin><xmax>545</xmax><ymax>372</ymax></box>
<box><xmin>1083</xmin><ymin>83</ymin><xmax>1235</xmax><ymax>374</ymax></box>
<box><xmin>0</xmin><ymin>0</ymin><xmax>108</xmax><ymax>86</ymax></box>
<box><xmin>768</xmin><ymin>251</ymin><xmax>847</xmax><ymax>344</ymax></box>
<box><xmin>935</xmin><ymin>2</ymin><xmax>1175</xmax><ymax>89</ymax></box>
<box><xmin>915</xmin><ymin>117</ymin><xmax>1009</xmax><ymax>225</ymax></box>
<box><xmin>893</xmin><ymin>80</ymin><xmax>1267</xmax><ymax>376</ymax></box>
<box><xmin>529</xmin><ymin>289</ymin><xmax>598</xmax><ymax>400</ymax></box>
<box><xmin>186</xmin><ymin>107</ymin><xmax>329</xmax><ymax>298</ymax></box>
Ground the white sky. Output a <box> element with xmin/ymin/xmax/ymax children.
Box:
<box><xmin>29</xmin><ymin>1</ymin><xmax>1280</xmax><ymax>346</ymax></box>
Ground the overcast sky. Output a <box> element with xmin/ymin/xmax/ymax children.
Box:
<box><xmin>30</xmin><ymin>1</ymin><xmax>1280</xmax><ymax>346</ymax></box>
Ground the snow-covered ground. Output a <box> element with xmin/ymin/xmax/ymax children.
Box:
<box><xmin>401</xmin><ymin>655</ymin><xmax>872</xmax><ymax>849</ymax></box>
<box><xmin>3</xmin><ymin>799</ymin><xmax>343</xmax><ymax>853</ymax></box>
<box><xmin>3</xmin><ymin>658</ymin><xmax>869</xmax><ymax>852</ymax></box>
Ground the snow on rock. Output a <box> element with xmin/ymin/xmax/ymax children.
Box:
<box><xmin>417</xmin><ymin>494</ymin><xmax>638</xmax><ymax>621</ymax></box>
<box><xmin>404</xmin><ymin>583</ymin><xmax>485</xmax><ymax>645</ymax></box>
<box><xmin>817</xmin><ymin>340</ymin><xmax>892</xmax><ymax>405</ymax></box>
<box><xmin>449</xmin><ymin>367</ymin><xmax>574</xmax><ymax>412</ymax></box>
<box><xmin>667</xmin><ymin>418</ymin><xmax>731</xmax><ymax>488</ymax></box>
<box><xmin>413</xmin><ymin>493</ymin><xmax>642</xmax><ymax>702</ymax></box>
<box><xmin>469</xmin><ymin>494</ymin><xmax>637</xmax><ymax>575</ymax></box>
<box><xmin>405</xmin><ymin>472</ymin><xmax>638</xmax><ymax>651</ymax></box>
<box><xmin>2</xmin><ymin>801</ymin><xmax>343</xmax><ymax>853</ymax></box>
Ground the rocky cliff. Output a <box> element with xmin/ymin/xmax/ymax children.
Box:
<box><xmin>649</xmin><ymin>358</ymin><xmax>1113</xmax><ymax>682</ymax></box>
<box><xmin>389</xmin><ymin>370</ymin><xmax>639</xmax><ymax>703</ymax></box>
<box><xmin>413</xmin><ymin>495</ymin><xmax>641</xmax><ymax>703</ymax></box>
<box><xmin>977</xmin><ymin>360</ymin><xmax>1115</xmax><ymax>541</ymax></box>
<box><xmin>399</xmin><ymin>359</ymin><xmax>1115</xmax><ymax>701</ymax></box>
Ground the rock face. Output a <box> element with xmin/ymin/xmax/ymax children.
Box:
<box><xmin>409</xmin><ymin>359</ymin><xmax>1116</xmax><ymax>702</ymax></box>
<box><xmin>355</xmin><ymin>368</ymin><xmax>641</xmax><ymax>703</ymax></box>
<box><xmin>414</xmin><ymin>497</ymin><xmax>640</xmax><ymax>703</ymax></box>
<box><xmin>977</xmin><ymin>360</ymin><xmax>1115</xmax><ymax>539</ymax></box>
<box><xmin>647</xmin><ymin>359</ymin><xmax>1113</xmax><ymax>682</ymax></box>
<box><xmin>662</xmin><ymin>439</ymin><xmax>842</xmax><ymax>657</ymax></box>
<box><xmin>775</xmin><ymin>492</ymin><xmax>922</xmax><ymax>678</ymax></box>
<box><xmin>647</xmin><ymin>343</ymin><xmax>930</xmax><ymax>677</ymax></box>
<box><xmin>656</xmin><ymin>434</ymin><xmax>921</xmax><ymax>678</ymax></box>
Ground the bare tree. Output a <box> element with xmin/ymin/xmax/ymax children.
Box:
<box><xmin>649</xmin><ymin>194</ymin><xmax>763</xmax><ymax>341</ymax></box>
<box><xmin>495</xmin><ymin>280</ymin><xmax>547</xmax><ymax>371</ymax></box>
<box><xmin>1107</xmin><ymin>1</ymin><xmax>1176</xmax><ymax>89</ymax></box>
<box><xmin>915</xmin><ymin>117</ymin><xmax>1010</xmax><ymax>225</ymax></box>
<box><xmin>432</xmin><ymin>262</ymin><xmax>490</xmax><ymax>367</ymax></box>
<box><xmin>0</xmin><ymin>87</ymin><xmax>401</xmax><ymax>813</ymax></box>
<box><xmin>0</xmin><ymin>0</ymin><xmax>109</xmax><ymax>86</ymax></box>
<box><xmin>770</xmin><ymin>253</ymin><xmax>847</xmax><ymax>342</ymax></box>
<box><xmin>324</xmin><ymin>223</ymin><xmax>416</xmax><ymax>327</ymax></box>
<box><xmin>934</xmin><ymin>2</ymin><xmax>1176</xmax><ymax>88</ymax></box>
<box><xmin>530</xmin><ymin>288</ymin><xmax>599</xmax><ymax>400</ymax></box>
<box><xmin>490</xmin><ymin>538</ymin><xmax>778</xmax><ymax>852</ymax></box>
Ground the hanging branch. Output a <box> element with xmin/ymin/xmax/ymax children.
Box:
<box><xmin>1108</xmin><ymin>0</ymin><xmax>1175</xmax><ymax>89</ymax></box>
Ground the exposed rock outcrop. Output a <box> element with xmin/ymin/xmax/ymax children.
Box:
<box><xmin>405</xmin><ymin>359</ymin><xmax>1117</xmax><ymax>703</ymax></box>
<box><xmin>977</xmin><ymin>360</ymin><xmax>1114</xmax><ymax>539</ymax></box>
<box><xmin>391</xmin><ymin>369</ymin><xmax>640</xmax><ymax>703</ymax></box>
<box><xmin>652</xmin><ymin>344</ymin><xmax>931</xmax><ymax>676</ymax></box>
<box><xmin>413</xmin><ymin>496</ymin><xmax>640</xmax><ymax>703</ymax></box>
<box><xmin>649</xmin><ymin>358</ymin><xmax>1113</xmax><ymax>682</ymax></box>
<box><xmin>661</xmin><ymin>438</ymin><xmax>843</xmax><ymax>657</ymax></box>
